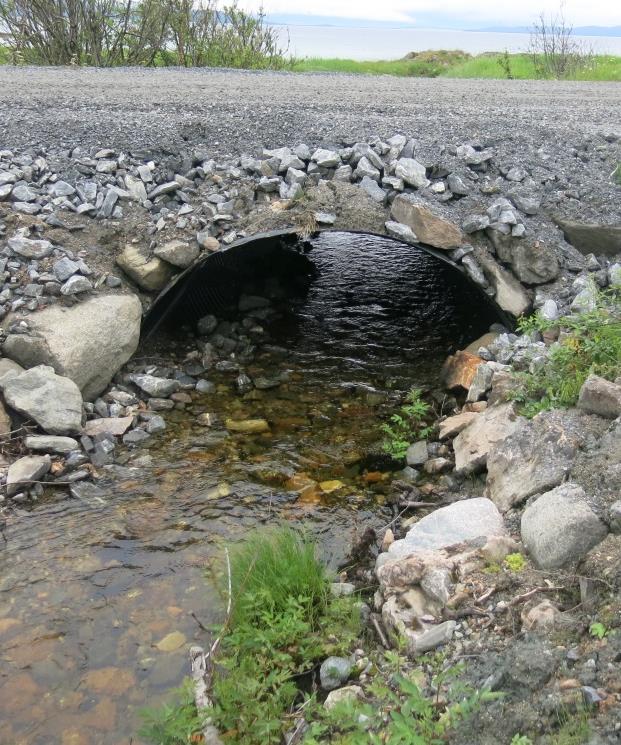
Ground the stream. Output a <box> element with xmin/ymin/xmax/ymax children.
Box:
<box><xmin>0</xmin><ymin>232</ymin><xmax>501</xmax><ymax>745</ymax></box>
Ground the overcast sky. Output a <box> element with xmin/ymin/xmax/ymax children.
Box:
<box><xmin>240</xmin><ymin>0</ymin><xmax>621</xmax><ymax>27</ymax></box>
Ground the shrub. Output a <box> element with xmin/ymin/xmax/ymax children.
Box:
<box><xmin>511</xmin><ymin>288</ymin><xmax>621</xmax><ymax>417</ymax></box>
<box><xmin>529</xmin><ymin>5</ymin><xmax>593</xmax><ymax>79</ymax></box>
<box><xmin>0</xmin><ymin>0</ymin><xmax>291</xmax><ymax>68</ymax></box>
<box><xmin>380</xmin><ymin>388</ymin><xmax>433</xmax><ymax>459</ymax></box>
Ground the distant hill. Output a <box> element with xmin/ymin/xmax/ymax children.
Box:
<box><xmin>266</xmin><ymin>14</ymin><xmax>621</xmax><ymax>38</ymax></box>
<box><xmin>472</xmin><ymin>25</ymin><xmax>621</xmax><ymax>37</ymax></box>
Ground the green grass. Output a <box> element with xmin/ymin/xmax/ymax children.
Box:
<box><xmin>293</xmin><ymin>49</ymin><xmax>471</xmax><ymax>77</ymax></box>
<box><xmin>292</xmin><ymin>51</ymin><xmax>621</xmax><ymax>81</ymax></box>
<box><xmin>227</xmin><ymin>526</ymin><xmax>331</xmax><ymax>628</ymax></box>
<box><xmin>140</xmin><ymin>527</ymin><xmax>361</xmax><ymax>745</ymax></box>
<box><xmin>3</xmin><ymin>42</ymin><xmax>620</xmax><ymax>80</ymax></box>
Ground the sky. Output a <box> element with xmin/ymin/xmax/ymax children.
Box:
<box><xmin>238</xmin><ymin>0</ymin><xmax>621</xmax><ymax>28</ymax></box>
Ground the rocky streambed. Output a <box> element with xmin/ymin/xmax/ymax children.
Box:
<box><xmin>0</xmin><ymin>123</ymin><xmax>619</xmax><ymax>744</ymax></box>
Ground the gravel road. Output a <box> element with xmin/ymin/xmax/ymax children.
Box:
<box><xmin>1</xmin><ymin>66</ymin><xmax>620</xmax><ymax>156</ymax></box>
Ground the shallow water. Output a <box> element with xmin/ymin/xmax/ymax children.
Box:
<box><xmin>0</xmin><ymin>233</ymin><xmax>500</xmax><ymax>744</ymax></box>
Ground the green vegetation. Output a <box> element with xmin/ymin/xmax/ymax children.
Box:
<box><xmin>140</xmin><ymin>527</ymin><xmax>360</xmax><ymax>745</ymax></box>
<box><xmin>291</xmin><ymin>51</ymin><xmax>621</xmax><ymax>81</ymax></box>
<box><xmin>504</xmin><ymin>552</ymin><xmax>527</xmax><ymax>572</ymax></box>
<box><xmin>551</xmin><ymin>710</ymin><xmax>591</xmax><ymax>745</ymax></box>
<box><xmin>511</xmin><ymin>287</ymin><xmax>621</xmax><ymax>417</ymax></box>
<box><xmin>140</xmin><ymin>527</ymin><xmax>499</xmax><ymax>745</ymax></box>
<box><xmin>304</xmin><ymin>653</ymin><xmax>501</xmax><ymax>744</ymax></box>
<box><xmin>139</xmin><ymin>682</ymin><xmax>204</xmax><ymax>745</ymax></box>
<box><xmin>511</xmin><ymin>736</ymin><xmax>534</xmax><ymax>745</ymax></box>
<box><xmin>589</xmin><ymin>621</ymin><xmax>608</xmax><ymax>639</ymax></box>
<box><xmin>292</xmin><ymin>49</ymin><xmax>471</xmax><ymax>77</ymax></box>
<box><xmin>0</xmin><ymin>0</ymin><xmax>291</xmax><ymax>68</ymax></box>
<box><xmin>380</xmin><ymin>388</ymin><xmax>433</xmax><ymax>459</ymax></box>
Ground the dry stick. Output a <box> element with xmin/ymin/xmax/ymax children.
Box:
<box><xmin>502</xmin><ymin>585</ymin><xmax>563</xmax><ymax>610</ymax></box>
<box><xmin>190</xmin><ymin>547</ymin><xmax>233</xmax><ymax>732</ymax></box>
<box><xmin>399</xmin><ymin>500</ymin><xmax>449</xmax><ymax>510</ymax></box>
<box><xmin>371</xmin><ymin>614</ymin><xmax>390</xmax><ymax>649</ymax></box>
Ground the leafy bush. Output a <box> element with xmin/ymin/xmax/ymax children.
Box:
<box><xmin>380</xmin><ymin>388</ymin><xmax>433</xmax><ymax>459</ymax></box>
<box><xmin>0</xmin><ymin>0</ymin><xmax>291</xmax><ymax>68</ymax></box>
<box><xmin>512</xmin><ymin>288</ymin><xmax>621</xmax><ymax>417</ymax></box>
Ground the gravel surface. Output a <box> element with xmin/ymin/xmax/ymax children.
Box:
<box><xmin>1</xmin><ymin>66</ymin><xmax>620</xmax><ymax>156</ymax></box>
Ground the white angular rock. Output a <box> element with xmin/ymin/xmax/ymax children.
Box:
<box><xmin>453</xmin><ymin>403</ymin><xmax>524</xmax><ymax>474</ymax></box>
<box><xmin>7</xmin><ymin>454</ymin><xmax>52</xmax><ymax>496</ymax></box>
<box><xmin>380</xmin><ymin>497</ymin><xmax>507</xmax><ymax>565</ymax></box>
<box><xmin>8</xmin><ymin>234</ymin><xmax>53</xmax><ymax>259</ymax></box>
<box><xmin>473</xmin><ymin>247</ymin><xmax>531</xmax><ymax>317</ymax></box>
<box><xmin>129</xmin><ymin>374</ymin><xmax>180</xmax><ymax>398</ymax></box>
<box><xmin>311</xmin><ymin>149</ymin><xmax>341</xmax><ymax>168</ymax></box>
<box><xmin>394</xmin><ymin>158</ymin><xmax>429</xmax><ymax>189</ymax></box>
<box><xmin>385</xmin><ymin>221</ymin><xmax>418</xmax><ymax>244</ymax></box>
<box><xmin>485</xmin><ymin>409</ymin><xmax>584</xmax><ymax>512</ymax></box>
<box><xmin>154</xmin><ymin>240</ymin><xmax>199</xmax><ymax>269</ymax></box>
<box><xmin>2</xmin><ymin>294</ymin><xmax>142</xmax><ymax>400</ymax></box>
<box><xmin>2</xmin><ymin>365</ymin><xmax>83</xmax><ymax>435</ymax></box>
<box><xmin>60</xmin><ymin>275</ymin><xmax>93</xmax><ymax>295</ymax></box>
<box><xmin>116</xmin><ymin>244</ymin><xmax>175</xmax><ymax>291</ymax></box>
<box><xmin>25</xmin><ymin>435</ymin><xmax>79</xmax><ymax>453</ymax></box>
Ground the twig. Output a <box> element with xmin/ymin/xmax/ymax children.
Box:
<box><xmin>190</xmin><ymin>611</ymin><xmax>209</xmax><ymax>633</ymax></box>
<box><xmin>503</xmin><ymin>585</ymin><xmax>563</xmax><ymax>610</ymax></box>
<box><xmin>475</xmin><ymin>586</ymin><xmax>497</xmax><ymax>605</ymax></box>
<box><xmin>442</xmin><ymin>606</ymin><xmax>493</xmax><ymax>621</ymax></box>
<box><xmin>207</xmin><ymin>547</ymin><xmax>232</xmax><ymax>662</ymax></box>
<box><xmin>371</xmin><ymin>614</ymin><xmax>390</xmax><ymax>649</ymax></box>
<box><xmin>399</xmin><ymin>500</ymin><xmax>449</xmax><ymax>510</ymax></box>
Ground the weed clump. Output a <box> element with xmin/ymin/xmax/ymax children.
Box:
<box><xmin>511</xmin><ymin>288</ymin><xmax>621</xmax><ymax>417</ymax></box>
<box><xmin>380</xmin><ymin>388</ymin><xmax>433</xmax><ymax>460</ymax></box>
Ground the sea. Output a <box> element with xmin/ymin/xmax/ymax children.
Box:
<box><xmin>272</xmin><ymin>24</ymin><xmax>621</xmax><ymax>60</ymax></box>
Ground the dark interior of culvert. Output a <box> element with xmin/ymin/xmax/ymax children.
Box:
<box><xmin>142</xmin><ymin>230</ymin><xmax>508</xmax><ymax>352</ymax></box>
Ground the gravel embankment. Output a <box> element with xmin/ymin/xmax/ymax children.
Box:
<box><xmin>1</xmin><ymin>66</ymin><xmax>620</xmax><ymax>155</ymax></box>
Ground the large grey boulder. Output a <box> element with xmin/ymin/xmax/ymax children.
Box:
<box><xmin>486</xmin><ymin>409</ymin><xmax>585</xmax><ymax>512</ymax></box>
<box><xmin>7</xmin><ymin>454</ymin><xmax>52</xmax><ymax>496</ymax></box>
<box><xmin>521</xmin><ymin>484</ymin><xmax>607</xmax><ymax>569</ymax></box>
<box><xmin>3</xmin><ymin>294</ymin><xmax>142</xmax><ymax>400</ymax></box>
<box><xmin>510</xmin><ymin>240</ymin><xmax>560</xmax><ymax>285</ymax></box>
<box><xmin>453</xmin><ymin>403</ymin><xmax>524</xmax><ymax>475</ymax></box>
<box><xmin>116</xmin><ymin>243</ymin><xmax>175</xmax><ymax>291</ymax></box>
<box><xmin>2</xmin><ymin>365</ymin><xmax>83</xmax><ymax>434</ymax></box>
<box><xmin>578</xmin><ymin>375</ymin><xmax>621</xmax><ymax>419</ymax></box>
<box><xmin>554</xmin><ymin>217</ymin><xmax>621</xmax><ymax>258</ymax></box>
<box><xmin>379</xmin><ymin>497</ymin><xmax>507</xmax><ymax>565</ymax></box>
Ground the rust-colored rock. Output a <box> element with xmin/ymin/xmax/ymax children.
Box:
<box><xmin>440</xmin><ymin>351</ymin><xmax>482</xmax><ymax>391</ymax></box>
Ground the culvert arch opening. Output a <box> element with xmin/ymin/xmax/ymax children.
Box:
<box><xmin>138</xmin><ymin>228</ymin><xmax>507</xmax><ymax>476</ymax></box>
